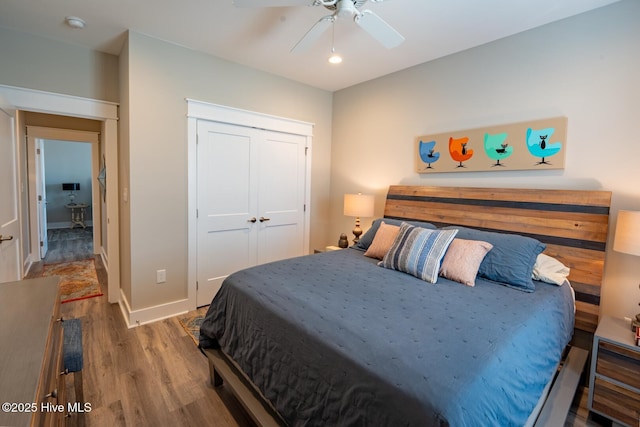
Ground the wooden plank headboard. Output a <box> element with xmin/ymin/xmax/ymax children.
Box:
<box><xmin>384</xmin><ymin>185</ymin><xmax>612</xmax><ymax>334</ymax></box>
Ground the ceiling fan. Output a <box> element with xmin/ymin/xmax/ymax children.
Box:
<box><xmin>234</xmin><ymin>0</ymin><xmax>405</xmax><ymax>52</ymax></box>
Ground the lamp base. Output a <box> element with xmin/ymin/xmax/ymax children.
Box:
<box><xmin>352</xmin><ymin>227</ymin><xmax>363</xmax><ymax>244</ymax></box>
<box><xmin>631</xmin><ymin>313</ymin><xmax>640</xmax><ymax>332</ymax></box>
<box><xmin>352</xmin><ymin>216</ymin><xmax>363</xmax><ymax>244</ymax></box>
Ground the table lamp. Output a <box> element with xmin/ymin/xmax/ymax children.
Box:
<box><xmin>613</xmin><ymin>210</ymin><xmax>640</xmax><ymax>327</ymax></box>
<box><xmin>344</xmin><ymin>193</ymin><xmax>374</xmax><ymax>244</ymax></box>
<box><xmin>62</xmin><ymin>182</ymin><xmax>80</xmax><ymax>204</ymax></box>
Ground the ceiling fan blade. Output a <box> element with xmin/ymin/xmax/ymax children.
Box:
<box><xmin>291</xmin><ymin>15</ymin><xmax>334</xmax><ymax>53</ymax></box>
<box><xmin>355</xmin><ymin>9</ymin><xmax>404</xmax><ymax>49</ymax></box>
<box><xmin>234</xmin><ymin>0</ymin><xmax>314</xmax><ymax>7</ymax></box>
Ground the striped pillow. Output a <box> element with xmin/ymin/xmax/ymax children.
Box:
<box><xmin>380</xmin><ymin>223</ymin><xmax>458</xmax><ymax>283</ymax></box>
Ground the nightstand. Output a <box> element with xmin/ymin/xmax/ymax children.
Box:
<box><xmin>588</xmin><ymin>315</ymin><xmax>640</xmax><ymax>426</ymax></box>
<box><xmin>313</xmin><ymin>246</ymin><xmax>343</xmax><ymax>254</ymax></box>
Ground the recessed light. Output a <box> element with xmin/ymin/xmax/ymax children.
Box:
<box><xmin>65</xmin><ymin>16</ymin><xmax>86</xmax><ymax>29</ymax></box>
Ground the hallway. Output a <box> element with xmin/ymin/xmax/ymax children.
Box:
<box><xmin>44</xmin><ymin>226</ymin><xmax>94</xmax><ymax>264</ymax></box>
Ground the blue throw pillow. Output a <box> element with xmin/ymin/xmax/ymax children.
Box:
<box><xmin>380</xmin><ymin>223</ymin><xmax>458</xmax><ymax>284</ymax></box>
<box><xmin>442</xmin><ymin>226</ymin><xmax>545</xmax><ymax>292</ymax></box>
<box><xmin>354</xmin><ymin>218</ymin><xmax>436</xmax><ymax>251</ymax></box>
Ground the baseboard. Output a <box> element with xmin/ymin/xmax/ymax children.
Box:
<box><xmin>99</xmin><ymin>247</ymin><xmax>108</xmax><ymax>271</ymax></box>
<box><xmin>118</xmin><ymin>289</ymin><xmax>190</xmax><ymax>328</ymax></box>
<box><xmin>47</xmin><ymin>220</ymin><xmax>94</xmax><ymax>230</ymax></box>
<box><xmin>22</xmin><ymin>254</ymin><xmax>33</xmax><ymax>278</ymax></box>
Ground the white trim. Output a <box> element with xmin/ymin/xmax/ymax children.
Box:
<box><xmin>0</xmin><ymin>84</ymin><xmax>117</xmax><ymax>120</ymax></box>
<box><xmin>186</xmin><ymin>99</ymin><xmax>314</xmax><ymax>136</ymax></box>
<box><xmin>100</xmin><ymin>246</ymin><xmax>109</xmax><ymax>271</ymax></box>
<box><xmin>187</xmin><ymin>115</ymin><xmax>197</xmax><ymax>310</ymax></box>
<box><xmin>0</xmin><ymin>84</ymin><xmax>120</xmax><ymax>306</ymax></box>
<box><xmin>102</xmin><ymin>118</ymin><xmax>119</xmax><ymax>304</ymax></box>
<box><xmin>118</xmin><ymin>288</ymin><xmax>190</xmax><ymax>328</ymax></box>
<box><xmin>303</xmin><ymin>136</ymin><xmax>312</xmax><ymax>254</ymax></box>
<box><xmin>22</xmin><ymin>254</ymin><xmax>33</xmax><ymax>278</ymax></box>
<box><xmin>186</xmin><ymin>99</ymin><xmax>314</xmax><ymax>310</ymax></box>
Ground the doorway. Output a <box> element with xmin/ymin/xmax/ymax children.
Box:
<box><xmin>27</xmin><ymin>127</ymin><xmax>101</xmax><ymax>264</ymax></box>
<box><xmin>0</xmin><ymin>84</ymin><xmax>119</xmax><ymax>304</ymax></box>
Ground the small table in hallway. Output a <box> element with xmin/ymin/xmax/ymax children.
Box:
<box><xmin>65</xmin><ymin>203</ymin><xmax>89</xmax><ymax>228</ymax></box>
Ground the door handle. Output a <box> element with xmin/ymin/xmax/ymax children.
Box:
<box><xmin>259</xmin><ymin>217</ymin><xmax>271</xmax><ymax>222</ymax></box>
<box><xmin>0</xmin><ymin>235</ymin><xmax>14</xmax><ymax>244</ymax></box>
<box><xmin>248</xmin><ymin>217</ymin><xmax>257</xmax><ymax>223</ymax></box>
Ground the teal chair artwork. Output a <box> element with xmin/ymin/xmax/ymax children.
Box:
<box><xmin>483</xmin><ymin>132</ymin><xmax>513</xmax><ymax>167</ymax></box>
<box><xmin>526</xmin><ymin>127</ymin><xmax>562</xmax><ymax>165</ymax></box>
<box><xmin>419</xmin><ymin>140</ymin><xmax>440</xmax><ymax>169</ymax></box>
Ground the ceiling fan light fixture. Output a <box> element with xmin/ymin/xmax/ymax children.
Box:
<box><xmin>328</xmin><ymin>52</ymin><xmax>343</xmax><ymax>64</ymax></box>
<box><xmin>336</xmin><ymin>0</ymin><xmax>357</xmax><ymax>19</ymax></box>
<box><xmin>328</xmin><ymin>18</ymin><xmax>342</xmax><ymax>64</ymax></box>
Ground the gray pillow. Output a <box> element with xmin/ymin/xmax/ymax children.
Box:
<box><xmin>354</xmin><ymin>218</ymin><xmax>436</xmax><ymax>251</ymax></box>
<box><xmin>442</xmin><ymin>226</ymin><xmax>545</xmax><ymax>292</ymax></box>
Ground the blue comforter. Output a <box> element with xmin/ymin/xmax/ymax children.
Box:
<box><xmin>200</xmin><ymin>248</ymin><xmax>574</xmax><ymax>426</ymax></box>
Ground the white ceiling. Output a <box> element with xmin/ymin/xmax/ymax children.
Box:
<box><xmin>0</xmin><ymin>0</ymin><xmax>621</xmax><ymax>92</ymax></box>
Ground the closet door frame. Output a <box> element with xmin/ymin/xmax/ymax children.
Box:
<box><xmin>186</xmin><ymin>99</ymin><xmax>313</xmax><ymax>310</ymax></box>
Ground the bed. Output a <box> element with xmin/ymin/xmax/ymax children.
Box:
<box><xmin>199</xmin><ymin>185</ymin><xmax>611</xmax><ymax>426</ymax></box>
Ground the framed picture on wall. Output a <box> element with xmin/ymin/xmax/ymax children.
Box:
<box><xmin>416</xmin><ymin>117</ymin><xmax>567</xmax><ymax>173</ymax></box>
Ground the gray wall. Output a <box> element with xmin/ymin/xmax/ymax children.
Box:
<box><xmin>3</xmin><ymin>1</ymin><xmax>638</xmax><ymax>322</ymax></box>
<box><xmin>0</xmin><ymin>26</ymin><xmax>119</xmax><ymax>102</ymax></box>
<box><xmin>330</xmin><ymin>0</ymin><xmax>640</xmax><ymax>319</ymax></box>
<box><xmin>120</xmin><ymin>32</ymin><xmax>333</xmax><ymax>311</ymax></box>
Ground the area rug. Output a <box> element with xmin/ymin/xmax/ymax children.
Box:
<box><xmin>178</xmin><ymin>306</ymin><xmax>209</xmax><ymax>346</ymax></box>
<box><xmin>42</xmin><ymin>258</ymin><xmax>103</xmax><ymax>303</ymax></box>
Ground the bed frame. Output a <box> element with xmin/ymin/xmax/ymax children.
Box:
<box><xmin>205</xmin><ymin>185</ymin><xmax>612</xmax><ymax>427</ymax></box>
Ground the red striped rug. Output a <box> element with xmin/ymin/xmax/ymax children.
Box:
<box><xmin>42</xmin><ymin>258</ymin><xmax>103</xmax><ymax>303</ymax></box>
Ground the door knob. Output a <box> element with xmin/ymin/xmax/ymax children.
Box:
<box><xmin>259</xmin><ymin>217</ymin><xmax>271</xmax><ymax>222</ymax></box>
<box><xmin>248</xmin><ymin>217</ymin><xmax>257</xmax><ymax>223</ymax></box>
<box><xmin>0</xmin><ymin>235</ymin><xmax>14</xmax><ymax>244</ymax></box>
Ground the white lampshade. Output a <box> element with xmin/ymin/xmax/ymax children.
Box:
<box><xmin>344</xmin><ymin>193</ymin><xmax>374</xmax><ymax>218</ymax></box>
<box><xmin>613</xmin><ymin>210</ymin><xmax>640</xmax><ymax>256</ymax></box>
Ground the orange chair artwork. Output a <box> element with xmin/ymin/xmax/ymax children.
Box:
<box><xmin>449</xmin><ymin>136</ymin><xmax>473</xmax><ymax>168</ymax></box>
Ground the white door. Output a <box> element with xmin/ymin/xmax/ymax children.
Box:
<box><xmin>196</xmin><ymin>120</ymin><xmax>307</xmax><ymax>306</ymax></box>
<box><xmin>256</xmin><ymin>130</ymin><xmax>307</xmax><ymax>264</ymax></box>
<box><xmin>0</xmin><ymin>102</ymin><xmax>21</xmax><ymax>282</ymax></box>
<box><xmin>196</xmin><ymin>121</ymin><xmax>258</xmax><ymax>306</ymax></box>
<box><xmin>36</xmin><ymin>140</ymin><xmax>48</xmax><ymax>258</ymax></box>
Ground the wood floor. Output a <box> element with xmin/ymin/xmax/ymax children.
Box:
<box><xmin>26</xmin><ymin>228</ymin><xmax>611</xmax><ymax>427</ymax></box>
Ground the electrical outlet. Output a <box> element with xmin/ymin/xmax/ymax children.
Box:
<box><xmin>156</xmin><ymin>269</ymin><xmax>166</xmax><ymax>284</ymax></box>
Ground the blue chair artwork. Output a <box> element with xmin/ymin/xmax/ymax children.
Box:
<box><xmin>483</xmin><ymin>132</ymin><xmax>513</xmax><ymax>167</ymax></box>
<box><xmin>418</xmin><ymin>140</ymin><xmax>440</xmax><ymax>169</ymax></box>
<box><xmin>526</xmin><ymin>127</ymin><xmax>562</xmax><ymax>165</ymax></box>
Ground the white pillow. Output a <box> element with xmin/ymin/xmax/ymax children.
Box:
<box><xmin>532</xmin><ymin>253</ymin><xmax>570</xmax><ymax>286</ymax></box>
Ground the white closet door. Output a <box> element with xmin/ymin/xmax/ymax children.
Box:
<box><xmin>256</xmin><ymin>130</ymin><xmax>307</xmax><ymax>265</ymax></box>
<box><xmin>196</xmin><ymin>121</ymin><xmax>258</xmax><ymax>306</ymax></box>
<box><xmin>196</xmin><ymin>120</ymin><xmax>308</xmax><ymax>306</ymax></box>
